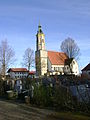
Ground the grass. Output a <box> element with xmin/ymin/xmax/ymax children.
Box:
<box><xmin>47</xmin><ymin>112</ymin><xmax>90</xmax><ymax>120</ymax></box>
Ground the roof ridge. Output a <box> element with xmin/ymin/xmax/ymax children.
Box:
<box><xmin>82</xmin><ymin>63</ymin><xmax>90</xmax><ymax>71</ymax></box>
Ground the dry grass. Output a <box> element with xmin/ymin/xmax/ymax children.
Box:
<box><xmin>47</xmin><ymin>112</ymin><xmax>90</xmax><ymax>120</ymax></box>
<box><xmin>0</xmin><ymin>100</ymin><xmax>90</xmax><ymax>120</ymax></box>
<box><xmin>0</xmin><ymin>100</ymin><xmax>53</xmax><ymax>120</ymax></box>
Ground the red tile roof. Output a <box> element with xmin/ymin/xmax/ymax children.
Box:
<box><xmin>29</xmin><ymin>71</ymin><xmax>36</xmax><ymax>75</ymax></box>
<box><xmin>82</xmin><ymin>63</ymin><xmax>90</xmax><ymax>71</ymax></box>
<box><xmin>8</xmin><ymin>68</ymin><xmax>29</xmax><ymax>72</ymax></box>
<box><xmin>48</xmin><ymin>51</ymin><xmax>68</xmax><ymax>65</ymax></box>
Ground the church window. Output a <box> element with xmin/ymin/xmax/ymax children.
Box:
<box><xmin>67</xmin><ymin>66</ymin><xmax>69</xmax><ymax>69</ymax></box>
<box><xmin>54</xmin><ymin>67</ymin><xmax>55</xmax><ymax>71</ymax></box>
<box><xmin>58</xmin><ymin>67</ymin><xmax>59</xmax><ymax>71</ymax></box>
<box><xmin>59</xmin><ymin>67</ymin><xmax>63</xmax><ymax>71</ymax></box>
<box><xmin>55</xmin><ymin>67</ymin><xmax>58</xmax><ymax>71</ymax></box>
<box><xmin>56</xmin><ymin>67</ymin><xmax>58</xmax><ymax>71</ymax></box>
<box><xmin>55</xmin><ymin>67</ymin><xmax>56</xmax><ymax>71</ymax></box>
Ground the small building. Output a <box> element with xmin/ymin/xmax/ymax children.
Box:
<box><xmin>81</xmin><ymin>63</ymin><xmax>90</xmax><ymax>79</ymax></box>
<box><xmin>7</xmin><ymin>68</ymin><xmax>29</xmax><ymax>79</ymax></box>
<box><xmin>64</xmin><ymin>58</ymin><xmax>79</xmax><ymax>75</ymax></box>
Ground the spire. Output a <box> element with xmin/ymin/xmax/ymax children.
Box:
<box><xmin>38</xmin><ymin>22</ymin><xmax>43</xmax><ymax>34</ymax></box>
<box><xmin>39</xmin><ymin>20</ymin><xmax>41</xmax><ymax>27</ymax></box>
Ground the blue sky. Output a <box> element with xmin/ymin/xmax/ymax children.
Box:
<box><xmin>0</xmin><ymin>0</ymin><xmax>90</xmax><ymax>71</ymax></box>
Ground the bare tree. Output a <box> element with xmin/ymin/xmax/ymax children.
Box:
<box><xmin>0</xmin><ymin>40</ymin><xmax>15</xmax><ymax>78</ymax></box>
<box><xmin>22</xmin><ymin>48</ymin><xmax>34</xmax><ymax>71</ymax></box>
<box><xmin>60</xmin><ymin>37</ymin><xmax>80</xmax><ymax>60</ymax></box>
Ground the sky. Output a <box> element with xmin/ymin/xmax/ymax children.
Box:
<box><xmin>0</xmin><ymin>0</ymin><xmax>90</xmax><ymax>71</ymax></box>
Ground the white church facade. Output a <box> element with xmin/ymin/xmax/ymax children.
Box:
<box><xmin>35</xmin><ymin>24</ymin><xmax>79</xmax><ymax>76</ymax></box>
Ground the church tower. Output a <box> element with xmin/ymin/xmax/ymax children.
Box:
<box><xmin>35</xmin><ymin>24</ymin><xmax>47</xmax><ymax>76</ymax></box>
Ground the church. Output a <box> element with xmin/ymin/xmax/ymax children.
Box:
<box><xmin>35</xmin><ymin>24</ymin><xmax>79</xmax><ymax>76</ymax></box>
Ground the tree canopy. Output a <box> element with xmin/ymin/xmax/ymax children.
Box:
<box><xmin>0</xmin><ymin>40</ymin><xmax>15</xmax><ymax>77</ymax></box>
<box><xmin>22</xmin><ymin>48</ymin><xmax>34</xmax><ymax>71</ymax></box>
<box><xmin>60</xmin><ymin>37</ymin><xmax>80</xmax><ymax>60</ymax></box>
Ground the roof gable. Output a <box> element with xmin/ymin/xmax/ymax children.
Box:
<box><xmin>82</xmin><ymin>63</ymin><xmax>90</xmax><ymax>71</ymax></box>
<box><xmin>48</xmin><ymin>51</ymin><xmax>68</xmax><ymax>65</ymax></box>
<box><xmin>64</xmin><ymin>58</ymin><xmax>74</xmax><ymax>66</ymax></box>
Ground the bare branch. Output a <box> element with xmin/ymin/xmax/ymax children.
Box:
<box><xmin>0</xmin><ymin>39</ymin><xmax>15</xmax><ymax>77</ymax></box>
<box><xmin>22</xmin><ymin>48</ymin><xmax>35</xmax><ymax>71</ymax></box>
<box><xmin>60</xmin><ymin>37</ymin><xmax>80</xmax><ymax>60</ymax></box>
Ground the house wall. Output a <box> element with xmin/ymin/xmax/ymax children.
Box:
<box><xmin>8</xmin><ymin>71</ymin><xmax>28</xmax><ymax>79</ymax></box>
<box><xmin>71</xmin><ymin>59</ymin><xmax>79</xmax><ymax>75</ymax></box>
<box><xmin>52</xmin><ymin>65</ymin><xmax>64</xmax><ymax>73</ymax></box>
<box><xmin>47</xmin><ymin>58</ymin><xmax>64</xmax><ymax>75</ymax></box>
<box><xmin>82</xmin><ymin>70</ymin><xmax>90</xmax><ymax>77</ymax></box>
<box><xmin>64</xmin><ymin>59</ymin><xmax>79</xmax><ymax>75</ymax></box>
<box><xmin>47</xmin><ymin>58</ymin><xmax>52</xmax><ymax>71</ymax></box>
<box><xmin>8</xmin><ymin>71</ymin><xmax>15</xmax><ymax>79</ymax></box>
<box><xmin>63</xmin><ymin>65</ymin><xmax>70</xmax><ymax>74</ymax></box>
